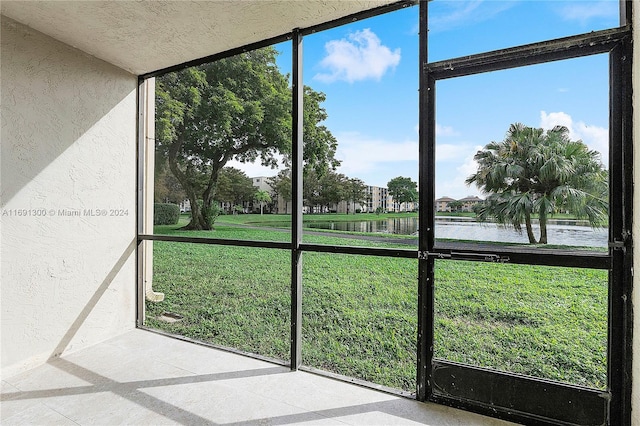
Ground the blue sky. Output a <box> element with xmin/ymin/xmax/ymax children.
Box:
<box><xmin>229</xmin><ymin>0</ymin><xmax>620</xmax><ymax>200</ymax></box>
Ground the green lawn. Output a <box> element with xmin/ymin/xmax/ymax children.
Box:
<box><xmin>145</xmin><ymin>225</ymin><xmax>608</xmax><ymax>392</ymax></box>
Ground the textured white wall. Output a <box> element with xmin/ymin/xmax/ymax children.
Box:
<box><xmin>0</xmin><ymin>17</ymin><xmax>137</xmax><ymax>376</ymax></box>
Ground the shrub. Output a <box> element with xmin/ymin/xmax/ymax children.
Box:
<box><xmin>195</xmin><ymin>200</ymin><xmax>221</xmax><ymax>224</ymax></box>
<box><xmin>154</xmin><ymin>203</ymin><xmax>180</xmax><ymax>225</ymax></box>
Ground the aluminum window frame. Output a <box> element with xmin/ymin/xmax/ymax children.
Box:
<box><xmin>136</xmin><ymin>1</ymin><xmax>633</xmax><ymax>424</ymax></box>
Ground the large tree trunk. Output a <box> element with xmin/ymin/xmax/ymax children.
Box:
<box><xmin>524</xmin><ymin>212</ymin><xmax>538</xmax><ymax>244</ymax></box>
<box><xmin>168</xmin><ymin>140</ymin><xmax>206</xmax><ymax>230</ymax></box>
<box><xmin>184</xmin><ymin>193</ymin><xmax>204</xmax><ymax>230</ymax></box>
<box><xmin>197</xmin><ymin>169</ymin><xmax>220</xmax><ymax>230</ymax></box>
<box><xmin>538</xmin><ymin>207</ymin><xmax>548</xmax><ymax>244</ymax></box>
<box><xmin>167</xmin><ymin>138</ymin><xmax>220</xmax><ymax>231</ymax></box>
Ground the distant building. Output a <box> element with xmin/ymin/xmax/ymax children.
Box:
<box><xmin>179</xmin><ymin>199</ymin><xmax>191</xmax><ymax>213</ymax></box>
<box><xmin>251</xmin><ymin>176</ymin><xmax>271</xmax><ymax>192</ymax></box>
<box><xmin>247</xmin><ymin>176</ymin><xmax>424</xmax><ymax>214</ymax></box>
<box><xmin>435</xmin><ymin>196</ymin><xmax>456</xmax><ymax>212</ymax></box>
<box><xmin>365</xmin><ymin>185</ymin><xmax>388</xmax><ymax>213</ymax></box>
<box><xmin>458</xmin><ymin>195</ymin><xmax>483</xmax><ymax>212</ymax></box>
<box><xmin>251</xmin><ymin>175</ymin><xmax>293</xmax><ymax>214</ymax></box>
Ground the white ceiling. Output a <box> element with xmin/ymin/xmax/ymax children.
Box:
<box><xmin>1</xmin><ymin>0</ymin><xmax>401</xmax><ymax>76</ymax></box>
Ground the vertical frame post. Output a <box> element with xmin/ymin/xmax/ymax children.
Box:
<box><xmin>608</xmin><ymin>29</ymin><xmax>633</xmax><ymax>425</ymax></box>
<box><xmin>291</xmin><ymin>29</ymin><xmax>304</xmax><ymax>370</ymax></box>
<box><xmin>620</xmin><ymin>0</ymin><xmax>631</xmax><ymax>27</ymax></box>
<box><xmin>416</xmin><ymin>0</ymin><xmax>434</xmax><ymax>402</ymax></box>
<box><xmin>136</xmin><ymin>77</ymin><xmax>146</xmax><ymax>328</ymax></box>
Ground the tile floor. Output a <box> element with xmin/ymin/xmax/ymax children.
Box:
<box><xmin>1</xmin><ymin>329</ymin><xmax>515</xmax><ymax>425</ymax></box>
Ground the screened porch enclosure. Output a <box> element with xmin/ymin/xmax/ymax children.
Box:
<box><xmin>137</xmin><ymin>1</ymin><xmax>633</xmax><ymax>425</ymax></box>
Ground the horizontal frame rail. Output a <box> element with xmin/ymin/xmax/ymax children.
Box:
<box><xmin>428</xmin><ymin>26</ymin><xmax>630</xmax><ymax>80</ymax></box>
<box><xmin>431</xmin><ymin>245</ymin><xmax>610</xmax><ymax>269</ymax></box>
<box><xmin>139</xmin><ymin>234</ymin><xmax>609</xmax><ymax>268</ymax></box>
<box><xmin>299</xmin><ymin>243</ymin><xmax>416</xmax><ymax>258</ymax></box>
<box><xmin>138</xmin><ymin>234</ymin><xmax>290</xmax><ymax>250</ymax></box>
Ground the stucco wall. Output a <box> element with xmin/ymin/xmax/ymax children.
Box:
<box><xmin>0</xmin><ymin>17</ymin><xmax>137</xmax><ymax>376</ymax></box>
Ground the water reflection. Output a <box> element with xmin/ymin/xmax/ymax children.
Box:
<box><xmin>306</xmin><ymin>217</ymin><xmax>418</xmax><ymax>234</ymax></box>
<box><xmin>304</xmin><ymin>217</ymin><xmax>607</xmax><ymax>248</ymax></box>
<box><xmin>436</xmin><ymin>220</ymin><xmax>607</xmax><ymax>248</ymax></box>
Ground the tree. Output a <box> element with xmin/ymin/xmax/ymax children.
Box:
<box><xmin>345</xmin><ymin>178</ymin><xmax>366</xmax><ymax>214</ymax></box>
<box><xmin>302</xmin><ymin>169</ymin><xmax>322</xmax><ymax>212</ymax></box>
<box><xmin>156</xmin><ymin>47</ymin><xmax>339</xmax><ymax>230</ymax></box>
<box><xmin>466</xmin><ymin>123</ymin><xmax>608</xmax><ymax>244</ymax></box>
<box><xmin>255</xmin><ymin>190</ymin><xmax>271</xmax><ymax>215</ymax></box>
<box><xmin>267</xmin><ymin>169</ymin><xmax>291</xmax><ymax>214</ymax></box>
<box><xmin>448</xmin><ymin>200</ymin><xmax>463</xmax><ymax>213</ymax></box>
<box><xmin>154</xmin><ymin>158</ymin><xmax>186</xmax><ymax>204</ymax></box>
<box><xmin>387</xmin><ymin>176</ymin><xmax>418</xmax><ymax>212</ymax></box>
<box><xmin>319</xmin><ymin>172</ymin><xmax>347</xmax><ymax>212</ymax></box>
<box><xmin>216</xmin><ymin>167</ymin><xmax>256</xmax><ymax>214</ymax></box>
<box><xmin>303</xmin><ymin>170</ymin><xmax>346</xmax><ymax>213</ymax></box>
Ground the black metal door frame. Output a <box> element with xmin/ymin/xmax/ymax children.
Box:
<box><xmin>416</xmin><ymin>1</ymin><xmax>633</xmax><ymax>424</ymax></box>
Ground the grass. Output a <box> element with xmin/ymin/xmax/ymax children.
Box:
<box><xmin>155</xmin><ymin>216</ymin><xmax>420</xmax><ymax>246</ymax></box>
<box><xmin>434</xmin><ymin>261</ymin><xmax>606</xmax><ymax>389</ymax></box>
<box><xmin>146</xmin><ymin>242</ymin><xmax>291</xmax><ymax>358</ymax></box>
<box><xmin>145</xmin><ymin>223</ymin><xmax>608</xmax><ymax>392</ymax></box>
<box><xmin>302</xmin><ymin>253</ymin><xmax>418</xmax><ymax>391</ymax></box>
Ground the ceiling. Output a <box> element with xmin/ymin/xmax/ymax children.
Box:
<box><xmin>1</xmin><ymin>0</ymin><xmax>401</xmax><ymax>76</ymax></box>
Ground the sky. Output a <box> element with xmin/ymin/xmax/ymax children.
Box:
<box><xmin>228</xmin><ymin>0</ymin><xmax>620</xmax><ymax>200</ymax></box>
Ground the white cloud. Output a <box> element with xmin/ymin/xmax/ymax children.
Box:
<box><xmin>436</xmin><ymin>123</ymin><xmax>459</xmax><ymax>137</ymax></box>
<box><xmin>556</xmin><ymin>1</ymin><xmax>618</xmax><ymax>25</ymax></box>
<box><xmin>334</xmin><ymin>132</ymin><xmax>417</xmax><ymax>177</ymax></box>
<box><xmin>314</xmin><ymin>130</ymin><xmax>483</xmax><ymax>197</ymax></box>
<box><xmin>437</xmin><ymin>144</ymin><xmax>467</xmax><ymax>161</ymax></box>
<box><xmin>457</xmin><ymin>148</ymin><xmax>482</xmax><ymax>178</ymax></box>
<box><xmin>436</xmin><ymin>145</ymin><xmax>483</xmax><ymax>199</ymax></box>
<box><xmin>414</xmin><ymin>123</ymin><xmax>459</xmax><ymax>137</ymax></box>
<box><xmin>225</xmin><ymin>156</ymin><xmax>284</xmax><ymax>179</ymax></box>
<box><xmin>314</xmin><ymin>29</ymin><xmax>401</xmax><ymax>83</ymax></box>
<box><xmin>540</xmin><ymin>111</ymin><xmax>573</xmax><ymax>131</ymax></box>
<box><xmin>428</xmin><ymin>0</ymin><xmax>515</xmax><ymax>33</ymax></box>
<box><xmin>539</xmin><ymin>111</ymin><xmax>608</xmax><ymax>165</ymax></box>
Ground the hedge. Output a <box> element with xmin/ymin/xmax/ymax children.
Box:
<box><xmin>154</xmin><ymin>203</ymin><xmax>180</xmax><ymax>225</ymax></box>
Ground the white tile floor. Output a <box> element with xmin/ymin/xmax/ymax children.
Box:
<box><xmin>1</xmin><ymin>330</ymin><xmax>516</xmax><ymax>425</ymax></box>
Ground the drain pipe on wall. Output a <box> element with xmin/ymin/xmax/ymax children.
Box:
<box><xmin>142</xmin><ymin>77</ymin><xmax>164</xmax><ymax>304</ymax></box>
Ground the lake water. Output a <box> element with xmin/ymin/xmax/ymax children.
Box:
<box><xmin>305</xmin><ymin>216</ymin><xmax>608</xmax><ymax>248</ymax></box>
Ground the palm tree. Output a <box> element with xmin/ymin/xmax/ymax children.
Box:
<box><xmin>466</xmin><ymin>123</ymin><xmax>608</xmax><ymax>244</ymax></box>
<box><xmin>254</xmin><ymin>190</ymin><xmax>271</xmax><ymax>215</ymax></box>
